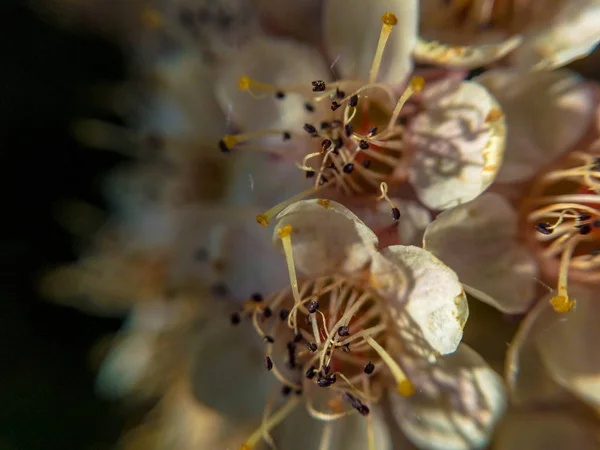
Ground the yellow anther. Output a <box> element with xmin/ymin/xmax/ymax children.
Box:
<box><xmin>486</xmin><ymin>107</ymin><xmax>503</xmax><ymax>122</ymax></box>
<box><xmin>141</xmin><ymin>9</ymin><xmax>164</xmax><ymax>29</ymax></box>
<box><xmin>397</xmin><ymin>380</ymin><xmax>415</xmax><ymax>397</ymax></box>
<box><xmin>381</xmin><ymin>12</ymin><xmax>398</xmax><ymax>26</ymax></box>
<box><xmin>238</xmin><ymin>75</ymin><xmax>251</xmax><ymax>91</ymax></box>
<box><xmin>277</xmin><ymin>225</ymin><xmax>293</xmax><ymax>239</ymax></box>
<box><xmin>410</xmin><ymin>76</ymin><xmax>425</xmax><ymax>93</ymax></box>
<box><xmin>550</xmin><ymin>295</ymin><xmax>575</xmax><ymax>313</ymax></box>
<box><xmin>222</xmin><ymin>135</ymin><xmax>238</xmax><ymax>149</ymax></box>
<box><xmin>256</xmin><ymin>214</ymin><xmax>269</xmax><ymax>227</ymax></box>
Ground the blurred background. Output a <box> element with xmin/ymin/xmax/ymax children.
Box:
<box><xmin>1</xmin><ymin>2</ymin><xmax>126</xmax><ymax>448</ymax></box>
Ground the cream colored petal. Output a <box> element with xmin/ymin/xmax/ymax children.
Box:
<box><xmin>494</xmin><ymin>411</ymin><xmax>600</xmax><ymax>450</ymax></box>
<box><xmin>324</xmin><ymin>0</ymin><xmax>417</xmax><ymax>83</ymax></box>
<box><xmin>476</xmin><ymin>68</ymin><xmax>594</xmax><ymax>183</ymax></box>
<box><xmin>215</xmin><ymin>36</ymin><xmax>330</xmax><ymax>133</ymax></box>
<box><xmin>515</xmin><ymin>1</ymin><xmax>600</xmax><ymax>70</ymax></box>
<box><xmin>273</xmin><ymin>199</ymin><xmax>378</xmax><ymax>278</ymax></box>
<box><xmin>391</xmin><ymin>344</ymin><xmax>506</xmax><ymax>450</ymax></box>
<box><xmin>536</xmin><ymin>286</ymin><xmax>600</xmax><ymax>408</ymax></box>
<box><xmin>505</xmin><ymin>296</ymin><xmax>572</xmax><ymax>406</ymax></box>
<box><xmin>373</xmin><ymin>245</ymin><xmax>468</xmax><ymax>355</ymax></box>
<box><xmin>258</xmin><ymin>0</ymin><xmax>324</xmax><ymax>43</ymax></box>
<box><xmin>407</xmin><ymin>79</ymin><xmax>505</xmax><ymax>210</ymax></box>
<box><xmin>413</xmin><ymin>35</ymin><xmax>523</xmax><ymax>68</ymax></box>
<box><xmin>423</xmin><ymin>193</ymin><xmax>537</xmax><ymax>314</ymax></box>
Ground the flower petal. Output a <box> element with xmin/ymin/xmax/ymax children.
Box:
<box><xmin>515</xmin><ymin>1</ymin><xmax>600</xmax><ymax>70</ymax></box>
<box><xmin>273</xmin><ymin>199</ymin><xmax>378</xmax><ymax>277</ymax></box>
<box><xmin>406</xmin><ymin>79</ymin><xmax>505</xmax><ymax>210</ymax></box>
<box><xmin>423</xmin><ymin>193</ymin><xmax>537</xmax><ymax>314</ymax></box>
<box><xmin>475</xmin><ymin>68</ymin><xmax>594</xmax><ymax>183</ymax></box>
<box><xmin>536</xmin><ymin>285</ymin><xmax>600</xmax><ymax>408</ymax></box>
<box><xmin>495</xmin><ymin>411</ymin><xmax>600</xmax><ymax>450</ymax></box>
<box><xmin>215</xmin><ymin>36</ymin><xmax>330</xmax><ymax>132</ymax></box>
<box><xmin>413</xmin><ymin>35</ymin><xmax>523</xmax><ymax>68</ymax></box>
<box><xmin>505</xmin><ymin>296</ymin><xmax>572</xmax><ymax>406</ymax></box>
<box><xmin>373</xmin><ymin>245</ymin><xmax>468</xmax><ymax>355</ymax></box>
<box><xmin>391</xmin><ymin>344</ymin><xmax>506</xmax><ymax>450</ymax></box>
<box><xmin>324</xmin><ymin>0</ymin><xmax>417</xmax><ymax>83</ymax></box>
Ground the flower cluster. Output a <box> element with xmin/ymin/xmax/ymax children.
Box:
<box><xmin>40</xmin><ymin>0</ymin><xmax>600</xmax><ymax>449</ymax></box>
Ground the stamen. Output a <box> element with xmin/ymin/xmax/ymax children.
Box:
<box><xmin>241</xmin><ymin>396</ymin><xmax>301</xmax><ymax>450</ymax></box>
<box><xmin>388</xmin><ymin>76</ymin><xmax>425</xmax><ymax>128</ymax></box>
<box><xmin>256</xmin><ymin>186</ymin><xmax>322</xmax><ymax>227</ymax></box>
<box><xmin>377</xmin><ymin>182</ymin><xmax>401</xmax><ymax>221</ymax></box>
<box><xmin>369</xmin><ymin>13</ymin><xmax>398</xmax><ymax>84</ymax></box>
<box><xmin>549</xmin><ymin>238</ymin><xmax>578</xmax><ymax>313</ymax></box>
<box><xmin>365</xmin><ymin>337</ymin><xmax>414</xmax><ymax>397</ymax></box>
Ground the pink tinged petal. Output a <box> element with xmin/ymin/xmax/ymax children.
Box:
<box><xmin>373</xmin><ymin>245</ymin><xmax>468</xmax><ymax>355</ymax></box>
<box><xmin>495</xmin><ymin>411</ymin><xmax>600</xmax><ymax>450</ymax></box>
<box><xmin>536</xmin><ymin>286</ymin><xmax>600</xmax><ymax>408</ymax></box>
<box><xmin>505</xmin><ymin>296</ymin><xmax>573</xmax><ymax>406</ymax></box>
<box><xmin>390</xmin><ymin>344</ymin><xmax>506</xmax><ymax>450</ymax></box>
<box><xmin>273</xmin><ymin>199</ymin><xmax>379</xmax><ymax>277</ymax></box>
<box><xmin>423</xmin><ymin>193</ymin><xmax>537</xmax><ymax>314</ymax></box>
<box><xmin>324</xmin><ymin>0</ymin><xmax>418</xmax><ymax>84</ymax></box>
<box><xmin>476</xmin><ymin>68</ymin><xmax>595</xmax><ymax>183</ymax></box>
<box><xmin>407</xmin><ymin>79</ymin><xmax>506</xmax><ymax>210</ymax></box>
<box><xmin>515</xmin><ymin>1</ymin><xmax>600</xmax><ymax>70</ymax></box>
<box><xmin>215</xmin><ymin>37</ymin><xmax>330</xmax><ymax>132</ymax></box>
<box><xmin>413</xmin><ymin>35</ymin><xmax>523</xmax><ymax>69</ymax></box>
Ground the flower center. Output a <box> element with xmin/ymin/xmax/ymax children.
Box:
<box><xmin>232</xmin><ymin>224</ymin><xmax>414</xmax><ymax>450</ymax></box>
<box><xmin>218</xmin><ymin>13</ymin><xmax>424</xmax><ymax>227</ymax></box>
<box><xmin>522</xmin><ymin>149</ymin><xmax>600</xmax><ymax>312</ymax></box>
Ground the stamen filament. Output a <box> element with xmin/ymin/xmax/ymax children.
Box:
<box><xmin>257</xmin><ymin>187</ymin><xmax>322</xmax><ymax>227</ymax></box>
<box><xmin>365</xmin><ymin>337</ymin><xmax>414</xmax><ymax>397</ymax></box>
<box><xmin>242</xmin><ymin>396</ymin><xmax>301</xmax><ymax>450</ymax></box>
<box><xmin>369</xmin><ymin>13</ymin><xmax>398</xmax><ymax>84</ymax></box>
<box><xmin>388</xmin><ymin>77</ymin><xmax>425</xmax><ymax>128</ymax></box>
<box><xmin>549</xmin><ymin>238</ymin><xmax>578</xmax><ymax>313</ymax></box>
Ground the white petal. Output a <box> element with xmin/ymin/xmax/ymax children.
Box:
<box><xmin>515</xmin><ymin>1</ymin><xmax>600</xmax><ymax>70</ymax></box>
<box><xmin>413</xmin><ymin>35</ymin><xmax>523</xmax><ymax>68</ymax></box>
<box><xmin>495</xmin><ymin>411</ymin><xmax>600</xmax><ymax>450</ymax></box>
<box><xmin>324</xmin><ymin>0</ymin><xmax>417</xmax><ymax>83</ymax></box>
<box><xmin>423</xmin><ymin>193</ymin><xmax>537</xmax><ymax>314</ymax></box>
<box><xmin>505</xmin><ymin>296</ymin><xmax>572</xmax><ymax>406</ymax></box>
<box><xmin>476</xmin><ymin>68</ymin><xmax>594</xmax><ymax>183</ymax></box>
<box><xmin>143</xmin><ymin>51</ymin><xmax>227</xmax><ymax>141</ymax></box>
<box><xmin>273</xmin><ymin>199</ymin><xmax>378</xmax><ymax>277</ymax></box>
<box><xmin>258</xmin><ymin>0</ymin><xmax>324</xmax><ymax>43</ymax></box>
<box><xmin>391</xmin><ymin>344</ymin><xmax>506</xmax><ymax>450</ymax></box>
<box><xmin>373</xmin><ymin>245</ymin><xmax>468</xmax><ymax>355</ymax></box>
<box><xmin>407</xmin><ymin>79</ymin><xmax>505</xmax><ymax>210</ymax></box>
<box><xmin>536</xmin><ymin>286</ymin><xmax>600</xmax><ymax>408</ymax></box>
<box><xmin>215</xmin><ymin>36</ymin><xmax>330</xmax><ymax>132</ymax></box>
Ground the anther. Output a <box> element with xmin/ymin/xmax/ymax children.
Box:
<box><xmin>349</xmin><ymin>95</ymin><xmax>359</xmax><ymax>107</ymax></box>
<box><xmin>392</xmin><ymin>207</ymin><xmax>401</xmax><ymax>221</ymax></box>
<box><xmin>265</xmin><ymin>356</ymin><xmax>273</xmax><ymax>371</ymax></box>
<box><xmin>307</xmin><ymin>300</ymin><xmax>319</xmax><ymax>313</ymax></box>
<box><xmin>359</xmin><ymin>140</ymin><xmax>369</xmax><ymax>150</ymax></box>
<box><xmin>252</xmin><ymin>293</ymin><xmax>263</xmax><ymax>302</ymax></box>
<box><xmin>341</xmin><ymin>343</ymin><xmax>351</xmax><ymax>353</ymax></box>
<box><xmin>334</xmin><ymin>137</ymin><xmax>343</xmax><ymax>149</ymax></box>
<box><xmin>262</xmin><ymin>306</ymin><xmax>272</xmax><ymax>318</ymax></box>
<box><xmin>305</xmin><ymin>341</ymin><xmax>318</xmax><ymax>352</ymax></box>
<box><xmin>343</xmin><ymin>393</ymin><xmax>370</xmax><ymax>416</ymax></box>
<box><xmin>343</xmin><ymin>163</ymin><xmax>355</xmax><ymax>174</ymax></box>
<box><xmin>230</xmin><ymin>312</ymin><xmax>241</xmax><ymax>325</ymax></box>
<box><xmin>275</xmin><ymin>91</ymin><xmax>285</xmax><ymax>99</ymax></box>
<box><xmin>336</xmin><ymin>88</ymin><xmax>345</xmax><ymax>99</ymax></box>
<box><xmin>338</xmin><ymin>326</ymin><xmax>350</xmax><ymax>337</ymax></box>
<box><xmin>320</xmin><ymin>121</ymin><xmax>330</xmax><ymax>130</ymax></box>
<box><xmin>578</xmin><ymin>214</ymin><xmax>591</xmax><ymax>221</ymax></box>
<box><xmin>536</xmin><ymin>222</ymin><xmax>553</xmax><ymax>235</ymax></box>
<box><xmin>344</xmin><ymin>124</ymin><xmax>353</xmax><ymax>137</ymax></box>
<box><xmin>305</xmin><ymin>366</ymin><xmax>317</xmax><ymax>379</ymax></box>
<box><xmin>593</xmin><ymin>219</ymin><xmax>600</xmax><ymax>228</ymax></box>
<box><xmin>578</xmin><ymin>224</ymin><xmax>592</xmax><ymax>235</ymax></box>
<box><xmin>317</xmin><ymin>374</ymin><xmax>337</xmax><ymax>387</ymax></box>
<box><xmin>306</xmin><ymin>170</ymin><xmax>315</xmax><ymax>178</ymax></box>
<box><xmin>364</xmin><ymin>361</ymin><xmax>375</xmax><ymax>374</ymax></box>
<box><xmin>295</xmin><ymin>389</ymin><xmax>303</xmax><ymax>396</ymax></box>
<box><xmin>368</xmin><ymin>127</ymin><xmax>378</xmax><ymax>136</ymax></box>
<box><xmin>381</xmin><ymin>12</ymin><xmax>398</xmax><ymax>26</ymax></box>
<box><xmin>312</xmin><ymin>80</ymin><xmax>326</xmax><ymax>92</ymax></box>
<box><xmin>331</xmin><ymin>101</ymin><xmax>341</xmax><ymax>111</ymax></box>
<box><xmin>304</xmin><ymin>124</ymin><xmax>318</xmax><ymax>137</ymax></box>
<box><xmin>282</xmin><ymin>131</ymin><xmax>291</xmax><ymax>140</ymax></box>
<box><xmin>279</xmin><ymin>309</ymin><xmax>290</xmax><ymax>321</ymax></box>
<box><xmin>322</xmin><ymin>364</ymin><xmax>331</xmax><ymax>374</ymax></box>
<box><xmin>321</xmin><ymin>139</ymin><xmax>332</xmax><ymax>150</ymax></box>
<box><xmin>331</xmin><ymin>120</ymin><xmax>342</xmax><ymax>128</ymax></box>
<box><xmin>264</xmin><ymin>336</ymin><xmax>275</xmax><ymax>344</ymax></box>
<box><xmin>281</xmin><ymin>385</ymin><xmax>292</xmax><ymax>396</ymax></box>
<box><xmin>305</xmin><ymin>102</ymin><xmax>315</xmax><ymax>113</ymax></box>
<box><xmin>293</xmin><ymin>333</ymin><xmax>303</xmax><ymax>343</ymax></box>
<box><xmin>218</xmin><ymin>139</ymin><xmax>230</xmax><ymax>153</ymax></box>
<box><xmin>362</xmin><ymin>160</ymin><xmax>371</xmax><ymax>168</ymax></box>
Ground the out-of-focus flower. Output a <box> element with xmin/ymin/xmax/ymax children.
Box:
<box><xmin>419</xmin><ymin>0</ymin><xmax>600</xmax><ymax>71</ymax></box>
<box><xmin>495</xmin><ymin>284</ymin><xmax>600</xmax><ymax>448</ymax></box>
<box><xmin>110</xmin><ymin>199</ymin><xmax>505</xmax><ymax>450</ymax></box>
